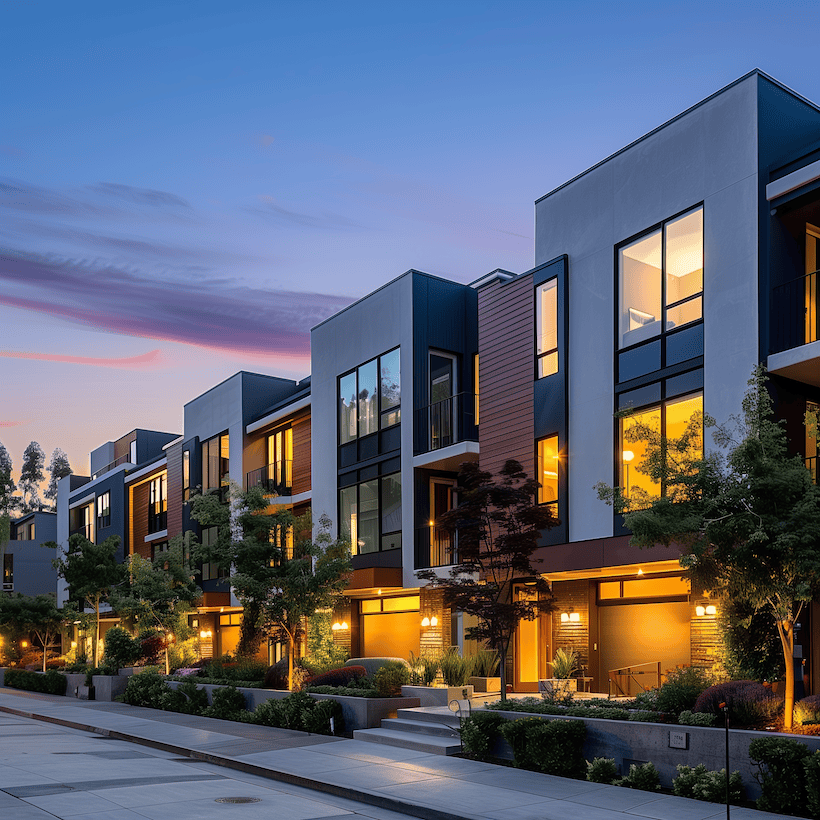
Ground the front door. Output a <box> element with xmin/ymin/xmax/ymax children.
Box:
<box><xmin>514</xmin><ymin>586</ymin><xmax>549</xmax><ymax>692</ymax></box>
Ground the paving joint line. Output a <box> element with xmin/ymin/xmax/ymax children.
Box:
<box><xmin>0</xmin><ymin>703</ymin><xmax>480</xmax><ymax>820</ymax></box>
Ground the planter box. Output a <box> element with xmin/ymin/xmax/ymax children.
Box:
<box><xmin>401</xmin><ymin>685</ymin><xmax>474</xmax><ymax>706</ymax></box>
<box><xmin>538</xmin><ymin>678</ymin><xmax>577</xmax><ymax>696</ymax></box>
<box><xmin>165</xmin><ymin>681</ymin><xmax>419</xmax><ymax>732</ymax></box>
<box><xmin>92</xmin><ymin>675</ymin><xmax>129</xmax><ymax>701</ymax></box>
<box><xmin>468</xmin><ymin>676</ymin><xmax>501</xmax><ymax>694</ymax></box>
<box><xmin>77</xmin><ymin>685</ymin><xmax>95</xmax><ymax>701</ymax></box>
<box><xmin>65</xmin><ymin>673</ymin><xmax>86</xmax><ymax>697</ymax></box>
<box><xmin>0</xmin><ymin>667</ymin><xmax>5</xmax><ymax>687</ymax></box>
<box><xmin>482</xmin><ymin>706</ymin><xmax>820</xmax><ymax>799</ymax></box>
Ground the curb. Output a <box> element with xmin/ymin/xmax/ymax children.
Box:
<box><xmin>0</xmin><ymin>703</ymin><xmax>474</xmax><ymax>820</ymax></box>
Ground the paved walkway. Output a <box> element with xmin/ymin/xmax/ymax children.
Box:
<box><xmin>0</xmin><ymin>688</ymin><xmax>791</xmax><ymax>820</ymax></box>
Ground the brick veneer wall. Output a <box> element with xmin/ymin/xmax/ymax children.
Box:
<box><xmin>551</xmin><ymin>579</ymin><xmax>590</xmax><ymax>673</ymax></box>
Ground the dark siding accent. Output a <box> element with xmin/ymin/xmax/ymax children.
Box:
<box><xmin>477</xmin><ymin>275</ymin><xmax>535</xmax><ymax>479</ymax></box>
<box><xmin>166</xmin><ymin>442</ymin><xmax>183</xmax><ymax>538</ymax></box>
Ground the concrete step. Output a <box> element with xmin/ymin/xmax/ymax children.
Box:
<box><xmin>380</xmin><ymin>717</ymin><xmax>461</xmax><ymax>738</ymax></box>
<box><xmin>396</xmin><ymin>707</ymin><xmax>462</xmax><ymax>727</ymax></box>
<box><xmin>352</xmin><ymin>727</ymin><xmax>462</xmax><ymax>755</ymax></box>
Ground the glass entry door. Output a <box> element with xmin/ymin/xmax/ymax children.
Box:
<box><xmin>429</xmin><ymin>353</ymin><xmax>455</xmax><ymax>450</ymax></box>
<box><xmin>514</xmin><ymin>586</ymin><xmax>549</xmax><ymax>692</ymax></box>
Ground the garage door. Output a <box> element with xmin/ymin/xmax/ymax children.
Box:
<box><xmin>599</xmin><ymin>601</ymin><xmax>690</xmax><ymax>695</ymax></box>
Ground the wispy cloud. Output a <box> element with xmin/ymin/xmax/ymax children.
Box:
<box><xmin>86</xmin><ymin>182</ymin><xmax>191</xmax><ymax>209</ymax></box>
<box><xmin>247</xmin><ymin>195</ymin><xmax>364</xmax><ymax>230</ymax></box>
<box><xmin>0</xmin><ymin>349</ymin><xmax>164</xmax><ymax>369</ymax></box>
<box><xmin>0</xmin><ymin>420</ymin><xmax>27</xmax><ymax>428</ymax></box>
<box><xmin>0</xmin><ymin>250</ymin><xmax>351</xmax><ymax>358</ymax></box>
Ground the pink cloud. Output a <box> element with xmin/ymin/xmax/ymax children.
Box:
<box><xmin>0</xmin><ymin>420</ymin><xmax>28</xmax><ymax>428</ymax></box>
<box><xmin>0</xmin><ymin>348</ymin><xmax>164</xmax><ymax>369</ymax></box>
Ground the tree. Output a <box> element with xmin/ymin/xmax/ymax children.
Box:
<box><xmin>417</xmin><ymin>460</ymin><xmax>558</xmax><ymax>701</ymax></box>
<box><xmin>113</xmin><ymin>537</ymin><xmax>200</xmax><ymax>674</ymax></box>
<box><xmin>19</xmin><ymin>441</ymin><xmax>45</xmax><ymax>512</ymax></box>
<box><xmin>45</xmin><ymin>448</ymin><xmax>72</xmax><ymax>507</ymax></box>
<box><xmin>0</xmin><ymin>442</ymin><xmax>16</xmax><ymax>596</ymax></box>
<box><xmin>262</xmin><ymin>512</ymin><xmax>351</xmax><ymax>691</ymax></box>
<box><xmin>597</xmin><ymin>367</ymin><xmax>820</xmax><ymax>729</ymax></box>
<box><xmin>0</xmin><ymin>594</ymin><xmax>64</xmax><ymax>671</ymax></box>
<box><xmin>46</xmin><ymin>533</ymin><xmax>125</xmax><ymax>667</ymax></box>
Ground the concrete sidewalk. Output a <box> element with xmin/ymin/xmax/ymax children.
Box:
<box><xmin>0</xmin><ymin>688</ymin><xmax>790</xmax><ymax>820</ymax></box>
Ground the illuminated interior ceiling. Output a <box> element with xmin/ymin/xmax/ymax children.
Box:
<box><xmin>542</xmin><ymin>559</ymin><xmax>684</xmax><ymax>583</ymax></box>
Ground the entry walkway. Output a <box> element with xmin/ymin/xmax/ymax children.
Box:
<box><xmin>0</xmin><ymin>688</ymin><xmax>789</xmax><ymax>820</ymax></box>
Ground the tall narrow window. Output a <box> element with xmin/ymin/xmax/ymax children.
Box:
<box><xmin>148</xmin><ymin>474</ymin><xmax>167</xmax><ymax>533</ymax></box>
<box><xmin>182</xmin><ymin>450</ymin><xmax>190</xmax><ymax>500</ymax></box>
<box><xmin>474</xmin><ymin>353</ymin><xmax>480</xmax><ymax>425</ymax></box>
<box><xmin>380</xmin><ymin>348</ymin><xmax>401</xmax><ymax>428</ymax></box>
<box><xmin>339</xmin><ymin>372</ymin><xmax>357</xmax><ymax>445</ymax></box>
<box><xmin>338</xmin><ymin>348</ymin><xmax>400</xmax><ymax>444</ymax></box>
<box><xmin>358</xmin><ymin>359</ymin><xmax>378</xmax><ymax>437</ymax></box>
<box><xmin>96</xmin><ymin>492</ymin><xmax>111</xmax><ymax>528</ymax></box>
<box><xmin>2</xmin><ymin>554</ymin><xmax>12</xmax><ymax>591</ymax></box>
<box><xmin>806</xmin><ymin>400</ymin><xmax>818</xmax><ymax>484</ymax></box>
<box><xmin>202</xmin><ymin>433</ymin><xmax>229</xmax><ymax>491</ymax></box>
<box><xmin>537</xmin><ymin>436</ymin><xmax>559</xmax><ymax>505</ymax></box>
<box><xmin>266</xmin><ymin>428</ymin><xmax>293</xmax><ymax>495</ymax></box>
<box><xmin>619</xmin><ymin>207</ymin><xmax>703</xmax><ymax>349</ymax></box>
<box><xmin>536</xmin><ymin>279</ymin><xmax>559</xmax><ymax>378</ymax></box>
<box><xmin>806</xmin><ymin>226</ymin><xmax>819</xmax><ymax>345</ymax></box>
<box><xmin>339</xmin><ymin>472</ymin><xmax>401</xmax><ymax>556</ymax></box>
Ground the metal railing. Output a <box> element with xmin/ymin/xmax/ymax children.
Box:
<box><xmin>415</xmin><ymin>526</ymin><xmax>457</xmax><ymax>568</ymax></box>
<box><xmin>770</xmin><ymin>269</ymin><xmax>819</xmax><ymax>354</ymax></box>
<box><xmin>92</xmin><ymin>452</ymin><xmax>132</xmax><ymax>479</ymax></box>
<box><xmin>246</xmin><ymin>460</ymin><xmax>293</xmax><ymax>496</ymax></box>
<box><xmin>608</xmin><ymin>661</ymin><xmax>661</xmax><ymax>698</ymax></box>
<box><xmin>69</xmin><ymin>525</ymin><xmax>92</xmax><ymax>540</ymax></box>
<box><xmin>148</xmin><ymin>508</ymin><xmax>167</xmax><ymax>533</ymax></box>
<box><xmin>414</xmin><ymin>392</ymin><xmax>478</xmax><ymax>455</ymax></box>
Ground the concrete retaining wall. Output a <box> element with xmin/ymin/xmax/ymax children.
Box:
<box><xmin>487</xmin><ymin>707</ymin><xmax>820</xmax><ymax>799</ymax></box>
<box><xmin>401</xmin><ymin>685</ymin><xmax>474</xmax><ymax>706</ymax></box>
<box><xmin>165</xmin><ymin>681</ymin><xmax>418</xmax><ymax>731</ymax></box>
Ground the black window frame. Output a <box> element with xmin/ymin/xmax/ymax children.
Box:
<box><xmin>338</xmin><ymin>470</ymin><xmax>402</xmax><ymax>556</ymax></box>
<box><xmin>96</xmin><ymin>491</ymin><xmax>111</xmax><ymax>529</ymax></box>
<box><xmin>148</xmin><ymin>473</ymin><xmax>167</xmax><ymax>534</ymax></box>
<box><xmin>338</xmin><ymin>347</ymin><xmax>401</xmax><ymax>445</ymax></box>
<box><xmin>535</xmin><ymin>277</ymin><xmax>559</xmax><ymax>379</ymax></box>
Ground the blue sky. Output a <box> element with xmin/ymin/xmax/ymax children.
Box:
<box><xmin>2</xmin><ymin>0</ymin><xmax>819</xmax><ymax>480</ymax></box>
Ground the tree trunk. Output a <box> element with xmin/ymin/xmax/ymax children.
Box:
<box><xmin>499</xmin><ymin>647</ymin><xmax>507</xmax><ymax>703</ymax></box>
<box><xmin>777</xmin><ymin>619</ymin><xmax>795</xmax><ymax>730</ymax></box>
<box><xmin>288</xmin><ymin>634</ymin><xmax>295</xmax><ymax>692</ymax></box>
<box><xmin>94</xmin><ymin>598</ymin><xmax>101</xmax><ymax>667</ymax></box>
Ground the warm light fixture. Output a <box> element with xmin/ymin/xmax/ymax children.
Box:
<box><xmin>199</xmin><ymin>629</ymin><xmax>212</xmax><ymax>638</ymax></box>
<box><xmin>332</xmin><ymin>621</ymin><xmax>349</xmax><ymax>631</ymax></box>
<box><xmin>429</xmin><ymin>520</ymin><xmax>435</xmax><ymax>526</ymax></box>
<box><xmin>569</xmin><ymin>612</ymin><xmax>580</xmax><ymax>623</ymax></box>
<box><xmin>71</xmin><ymin>641</ymin><xmax>77</xmax><ymax>649</ymax></box>
<box><xmin>623</xmin><ymin>451</ymin><xmax>635</xmax><ymax>463</ymax></box>
<box><xmin>431</xmin><ymin>616</ymin><xmax>438</xmax><ymax>627</ymax></box>
<box><xmin>560</xmin><ymin>612</ymin><xmax>569</xmax><ymax>623</ymax></box>
<box><xmin>695</xmin><ymin>605</ymin><xmax>706</xmax><ymax>617</ymax></box>
<box><xmin>341</xmin><ymin>621</ymin><xmax>348</xmax><ymax>630</ymax></box>
<box><xmin>421</xmin><ymin>617</ymin><xmax>430</xmax><ymax>627</ymax></box>
<box><xmin>705</xmin><ymin>605</ymin><xmax>717</xmax><ymax>616</ymax></box>
<box><xmin>377</xmin><ymin>589</ymin><xmax>382</xmax><ymax>595</ymax></box>
<box><xmin>637</xmin><ymin>568</ymin><xmax>644</xmax><ymax>576</ymax></box>
<box><xmin>21</xmin><ymin>641</ymin><xmax>28</xmax><ymax>648</ymax></box>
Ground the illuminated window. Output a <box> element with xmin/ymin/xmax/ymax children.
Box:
<box><xmin>202</xmin><ymin>432</ymin><xmax>229</xmax><ymax>491</ymax></box>
<box><xmin>2</xmin><ymin>554</ymin><xmax>12</xmax><ymax>591</ymax></box>
<box><xmin>148</xmin><ymin>474</ymin><xmax>167</xmax><ymax>533</ymax></box>
<box><xmin>619</xmin><ymin>207</ymin><xmax>703</xmax><ymax>349</ymax></box>
<box><xmin>96</xmin><ymin>492</ymin><xmax>111</xmax><ymax>528</ymax></box>
<box><xmin>265</xmin><ymin>428</ymin><xmax>293</xmax><ymax>495</ymax></box>
<box><xmin>806</xmin><ymin>400</ymin><xmax>818</xmax><ymax>484</ymax></box>
<box><xmin>620</xmin><ymin>392</ymin><xmax>703</xmax><ymax>504</ymax></box>
<box><xmin>536</xmin><ymin>279</ymin><xmax>559</xmax><ymax>378</ymax></box>
<box><xmin>339</xmin><ymin>472</ymin><xmax>401</xmax><ymax>555</ymax></box>
<box><xmin>537</xmin><ymin>436</ymin><xmax>559</xmax><ymax>505</ymax></box>
<box><xmin>182</xmin><ymin>450</ymin><xmax>190</xmax><ymax>501</ymax></box>
<box><xmin>339</xmin><ymin>348</ymin><xmax>401</xmax><ymax>445</ymax></box>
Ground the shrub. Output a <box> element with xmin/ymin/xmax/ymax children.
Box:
<box><xmin>627</xmin><ymin>710</ymin><xmax>665</xmax><ymax>723</ymax></box>
<box><xmin>617</xmin><ymin>762</ymin><xmax>660</xmax><ymax>792</ymax></box>
<box><xmin>172</xmin><ymin>679</ymin><xmax>209</xmax><ymax>715</ymax></box>
<box><xmin>460</xmin><ymin>712</ymin><xmax>506</xmax><ymax>760</ymax></box>
<box><xmin>204</xmin><ymin>658</ymin><xmax>267</xmax><ymax>683</ymax></box>
<box><xmin>303</xmin><ymin>698</ymin><xmax>345</xmax><ymax>735</ymax></box>
<box><xmin>795</xmin><ymin>694</ymin><xmax>820</xmax><ymax>726</ymax></box>
<box><xmin>137</xmin><ymin>632</ymin><xmax>164</xmax><ymax>665</ymax></box>
<box><xmin>749</xmin><ymin>736</ymin><xmax>811</xmax><ymax>816</ymax></box>
<box><xmin>102</xmin><ymin>627</ymin><xmax>141</xmax><ymax>671</ymax></box>
<box><xmin>587</xmin><ymin>757</ymin><xmax>618</xmax><ymax>784</ymax></box>
<box><xmin>277</xmin><ymin>690</ymin><xmax>314</xmax><ymax>730</ymax></box>
<box><xmin>345</xmin><ymin>657</ymin><xmax>409</xmax><ymax>678</ymax></box>
<box><xmin>566</xmin><ymin>706</ymin><xmax>629</xmax><ymax>721</ymax></box>
<box><xmin>250</xmin><ymin>693</ymin><xmax>344</xmax><ymax>735</ymax></box>
<box><xmin>263</xmin><ymin>658</ymin><xmax>310</xmax><ymax>690</ymax></box>
<box><xmin>678</xmin><ymin>710</ymin><xmax>716</xmax><ymax>727</ymax></box>
<box><xmin>304</xmin><ymin>684</ymin><xmax>380</xmax><ymax>698</ymax></box>
<box><xmin>204</xmin><ymin>686</ymin><xmax>247</xmax><ymax>720</ymax></box>
<box><xmin>500</xmin><ymin>718</ymin><xmax>586</xmax><ymax>778</ymax></box>
<box><xmin>805</xmin><ymin>751</ymin><xmax>820</xmax><ymax>819</ymax></box>
<box><xmin>302</xmin><ymin>665</ymin><xmax>367</xmax><ymax>688</ymax></box>
<box><xmin>655</xmin><ymin>666</ymin><xmax>713</xmax><ymax>714</ymax></box>
<box><xmin>468</xmin><ymin>649</ymin><xmax>500</xmax><ymax>678</ymax></box>
<box><xmin>550</xmin><ymin>647</ymin><xmax>579</xmax><ymax>679</ymax></box>
<box><xmin>438</xmin><ymin>647</ymin><xmax>470</xmax><ymax>687</ymax></box>
<box><xmin>373</xmin><ymin>661</ymin><xmax>410</xmax><ymax>696</ymax></box>
<box><xmin>673</xmin><ymin>764</ymin><xmax>743</xmax><ymax>804</ymax></box>
<box><xmin>693</xmin><ymin>681</ymin><xmax>782</xmax><ymax>727</ymax></box>
<box><xmin>408</xmin><ymin>652</ymin><xmax>439</xmax><ymax>686</ymax></box>
<box><xmin>4</xmin><ymin>668</ymin><xmax>67</xmax><ymax>695</ymax></box>
<box><xmin>122</xmin><ymin>671</ymin><xmax>168</xmax><ymax>708</ymax></box>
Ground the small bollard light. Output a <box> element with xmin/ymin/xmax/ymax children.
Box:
<box><xmin>329</xmin><ymin>716</ymin><xmax>335</xmax><ymax>736</ymax></box>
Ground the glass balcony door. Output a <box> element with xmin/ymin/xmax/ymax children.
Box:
<box><xmin>429</xmin><ymin>353</ymin><xmax>455</xmax><ymax>451</ymax></box>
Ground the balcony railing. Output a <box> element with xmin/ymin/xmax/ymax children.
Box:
<box><xmin>246</xmin><ymin>460</ymin><xmax>293</xmax><ymax>497</ymax></box>
<box><xmin>807</xmin><ymin>456</ymin><xmax>818</xmax><ymax>485</ymax></box>
<box><xmin>770</xmin><ymin>269</ymin><xmax>819</xmax><ymax>354</ymax></box>
<box><xmin>148</xmin><ymin>508</ymin><xmax>167</xmax><ymax>534</ymax></box>
<box><xmin>415</xmin><ymin>525</ymin><xmax>457</xmax><ymax>569</ymax></box>
<box><xmin>92</xmin><ymin>452</ymin><xmax>132</xmax><ymax>479</ymax></box>
<box><xmin>414</xmin><ymin>392</ymin><xmax>478</xmax><ymax>455</ymax></box>
<box><xmin>69</xmin><ymin>524</ymin><xmax>92</xmax><ymax>540</ymax></box>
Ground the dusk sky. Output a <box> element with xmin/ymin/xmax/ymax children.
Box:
<box><xmin>2</xmin><ymin>0</ymin><xmax>818</xmax><ymax>483</ymax></box>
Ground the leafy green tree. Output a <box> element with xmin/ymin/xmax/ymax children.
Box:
<box><xmin>262</xmin><ymin>512</ymin><xmax>351</xmax><ymax>691</ymax></box>
<box><xmin>19</xmin><ymin>441</ymin><xmax>45</xmax><ymax>512</ymax></box>
<box><xmin>0</xmin><ymin>442</ymin><xmax>17</xmax><ymax>595</ymax></box>
<box><xmin>597</xmin><ymin>367</ymin><xmax>820</xmax><ymax>729</ymax></box>
<box><xmin>113</xmin><ymin>537</ymin><xmax>200</xmax><ymax>673</ymax></box>
<box><xmin>45</xmin><ymin>533</ymin><xmax>125</xmax><ymax>666</ymax></box>
<box><xmin>45</xmin><ymin>448</ymin><xmax>72</xmax><ymax>507</ymax></box>
<box><xmin>0</xmin><ymin>594</ymin><xmax>64</xmax><ymax>671</ymax></box>
<box><xmin>417</xmin><ymin>460</ymin><xmax>558</xmax><ymax>701</ymax></box>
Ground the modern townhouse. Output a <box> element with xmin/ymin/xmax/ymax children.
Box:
<box><xmin>6</xmin><ymin>510</ymin><xmax>57</xmax><ymax>596</ymax></box>
<box><xmin>311</xmin><ymin>270</ymin><xmax>478</xmax><ymax>662</ymax></box>
<box><xmin>474</xmin><ymin>69</ymin><xmax>820</xmax><ymax>696</ymax></box>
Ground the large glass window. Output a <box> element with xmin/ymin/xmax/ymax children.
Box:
<box><xmin>202</xmin><ymin>432</ymin><xmax>229</xmax><ymax>491</ymax></box>
<box><xmin>96</xmin><ymin>491</ymin><xmax>111</xmax><ymax>528</ymax></box>
<box><xmin>266</xmin><ymin>427</ymin><xmax>293</xmax><ymax>494</ymax></box>
<box><xmin>619</xmin><ymin>207</ymin><xmax>703</xmax><ymax>349</ymax></box>
<box><xmin>339</xmin><ymin>472</ymin><xmax>401</xmax><ymax>556</ymax></box>
<box><xmin>338</xmin><ymin>348</ymin><xmax>401</xmax><ymax>444</ymax></box>
<box><xmin>536</xmin><ymin>279</ymin><xmax>558</xmax><ymax>378</ymax></box>
<box><xmin>148</xmin><ymin>474</ymin><xmax>167</xmax><ymax>533</ymax></box>
<box><xmin>619</xmin><ymin>391</ymin><xmax>703</xmax><ymax>504</ymax></box>
<box><xmin>182</xmin><ymin>450</ymin><xmax>190</xmax><ymax>501</ymax></box>
<box><xmin>537</xmin><ymin>435</ymin><xmax>559</xmax><ymax>506</ymax></box>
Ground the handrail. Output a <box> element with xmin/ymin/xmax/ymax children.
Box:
<box><xmin>607</xmin><ymin>661</ymin><xmax>661</xmax><ymax>698</ymax></box>
<box><xmin>770</xmin><ymin>268</ymin><xmax>818</xmax><ymax>353</ymax></box>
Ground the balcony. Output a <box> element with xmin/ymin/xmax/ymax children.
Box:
<box><xmin>69</xmin><ymin>524</ymin><xmax>92</xmax><ymax>540</ymax></box>
<box><xmin>92</xmin><ymin>453</ymin><xmax>132</xmax><ymax>479</ymax></box>
<box><xmin>413</xmin><ymin>393</ymin><xmax>479</xmax><ymax>470</ymax></box>
<box><xmin>246</xmin><ymin>460</ymin><xmax>293</xmax><ymax>497</ymax></box>
<box><xmin>415</xmin><ymin>525</ymin><xmax>457</xmax><ymax>569</ymax></box>
<box><xmin>769</xmin><ymin>270</ymin><xmax>820</xmax><ymax>388</ymax></box>
<box><xmin>148</xmin><ymin>508</ymin><xmax>167</xmax><ymax>534</ymax></box>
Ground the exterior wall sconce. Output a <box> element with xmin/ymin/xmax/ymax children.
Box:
<box><xmin>695</xmin><ymin>605</ymin><xmax>717</xmax><ymax>617</ymax></box>
<box><xmin>560</xmin><ymin>611</ymin><xmax>580</xmax><ymax>623</ymax></box>
<box><xmin>199</xmin><ymin>629</ymin><xmax>213</xmax><ymax>638</ymax></box>
<box><xmin>331</xmin><ymin>622</ymin><xmax>349</xmax><ymax>631</ymax></box>
<box><xmin>21</xmin><ymin>641</ymin><xmax>28</xmax><ymax>648</ymax></box>
<box><xmin>421</xmin><ymin>616</ymin><xmax>438</xmax><ymax>628</ymax></box>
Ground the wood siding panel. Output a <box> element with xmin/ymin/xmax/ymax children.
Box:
<box><xmin>292</xmin><ymin>414</ymin><xmax>311</xmax><ymax>496</ymax></box>
<box><xmin>131</xmin><ymin>481</ymin><xmax>152</xmax><ymax>559</ymax></box>
<box><xmin>166</xmin><ymin>442</ymin><xmax>183</xmax><ymax>537</ymax></box>
<box><xmin>478</xmin><ymin>276</ymin><xmax>534</xmax><ymax>479</ymax></box>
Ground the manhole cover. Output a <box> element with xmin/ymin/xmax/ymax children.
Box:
<box><xmin>215</xmin><ymin>797</ymin><xmax>262</xmax><ymax>804</ymax></box>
